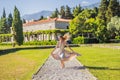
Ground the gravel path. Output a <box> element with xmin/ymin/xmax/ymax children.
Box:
<box><xmin>32</xmin><ymin>56</ymin><xmax>97</xmax><ymax>80</ymax></box>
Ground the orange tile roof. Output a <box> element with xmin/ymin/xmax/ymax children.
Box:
<box><xmin>23</xmin><ymin>18</ymin><xmax>71</xmax><ymax>27</ymax></box>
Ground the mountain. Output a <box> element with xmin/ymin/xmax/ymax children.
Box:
<box><xmin>22</xmin><ymin>2</ymin><xmax>100</xmax><ymax>20</ymax></box>
<box><xmin>22</xmin><ymin>10</ymin><xmax>53</xmax><ymax>20</ymax></box>
<box><xmin>83</xmin><ymin>2</ymin><xmax>100</xmax><ymax>9</ymax></box>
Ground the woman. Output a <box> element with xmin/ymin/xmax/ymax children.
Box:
<box><xmin>51</xmin><ymin>33</ymin><xmax>80</xmax><ymax>68</ymax></box>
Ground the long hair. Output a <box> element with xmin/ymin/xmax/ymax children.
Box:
<box><xmin>60</xmin><ymin>33</ymin><xmax>71</xmax><ymax>41</ymax></box>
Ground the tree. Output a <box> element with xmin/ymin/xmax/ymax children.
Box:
<box><xmin>39</xmin><ymin>15</ymin><xmax>44</xmax><ymax>20</ymax></box>
<box><xmin>107</xmin><ymin>16</ymin><xmax>120</xmax><ymax>38</ymax></box>
<box><xmin>73</xmin><ymin>4</ymin><xmax>82</xmax><ymax>17</ymax></box>
<box><xmin>69</xmin><ymin>9</ymin><xmax>97</xmax><ymax>37</ymax></box>
<box><xmin>95</xmin><ymin>19</ymin><xmax>110</xmax><ymax>42</ymax></box>
<box><xmin>65</xmin><ymin>5</ymin><xmax>73</xmax><ymax>19</ymax></box>
<box><xmin>60</xmin><ymin>6</ymin><xmax>65</xmax><ymax>18</ymax></box>
<box><xmin>93</xmin><ymin>7</ymin><xmax>98</xmax><ymax>17</ymax></box>
<box><xmin>22</xmin><ymin>18</ymin><xmax>26</xmax><ymax>23</ymax></box>
<box><xmin>51</xmin><ymin>8</ymin><xmax>59</xmax><ymax>18</ymax></box>
<box><xmin>7</xmin><ymin>13</ymin><xmax>13</xmax><ymax>33</ymax></box>
<box><xmin>0</xmin><ymin>8</ymin><xmax>8</xmax><ymax>34</ymax></box>
<box><xmin>106</xmin><ymin>0</ymin><xmax>120</xmax><ymax>23</ymax></box>
<box><xmin>2</xmin><ymin>8</ymin><xmax>6</xmax><ymax>18</ymax></box>
<box><xmin>12</xmin><ymin>6</ymin><xmax>23</xmax><ymax>46</ymax></box>
<box><xmin>84</xmin><ymin>18</ymin><xmax>97</xmax><ymax>33</ymax></box>
<box><xmin>97</xmin><ymin>0</ymin><xmax>109</xmax><ymax>24</ymax></box>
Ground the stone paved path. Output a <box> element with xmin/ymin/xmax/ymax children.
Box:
<box><xmin>32</xmin><ymin>56</ymin><xmax>97</xmax><ymax>80</ymax></box>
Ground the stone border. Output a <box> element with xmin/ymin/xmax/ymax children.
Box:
<box><xmin>32</xmin><ymin>55</ymin><xmax>50</xmax><ymax>79</ymax></box>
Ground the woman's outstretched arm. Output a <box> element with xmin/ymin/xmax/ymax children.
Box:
<box><xmin>66</xmin><ymin>42</ymin><xmax>74</xmax><ymax>52</ymax></box>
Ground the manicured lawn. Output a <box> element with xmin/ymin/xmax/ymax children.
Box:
<box><xmin>0</xmin><ymin>48</ymin><xmax>51</xmax><ymax>80</ymax></box>
<box><xmin>0</xmin><ymin>45</ymin><xmax>120</xmax><ymax>80</ymax></box>
<box><xmin>75</xmin><ymin>47</ymin><xmax>120</xmax><ymax>80</ymax></box>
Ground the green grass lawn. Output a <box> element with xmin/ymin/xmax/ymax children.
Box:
<box><xmin>0</xmin><ymin>45</ymin><xmax>120</xmax><ymax>80</ymax></box>
<box><xmin>75</xmin><ymin>47</ymin><xmax>120</xmax><ymax>80</ymax></box>
<box><xmin>0</xmin><ymin>47</ymin><xmax>52</xmax><ymax>80</ymax></box>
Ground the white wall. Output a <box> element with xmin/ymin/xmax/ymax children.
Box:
<box><xmin>55</xmin><ymin>21</ymin><xmax>69</xmax><ymax>29</ymax></box>
<box><xmin>23</xmin><ymin>21</ymin><xmax>55</xmax><ymax>32</ymax></box>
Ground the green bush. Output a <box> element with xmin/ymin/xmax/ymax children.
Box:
<box><xmin>115</xmin><ymin>36</ymin><xmax>120</xmax><ymax>40</ymax></box>
<box><xmin>23</xmin><ymin>40</ymin><xmax>57</xmax><ymax>45</ymax></box>
<box><xmin>84</xmin><ymin>38</ymin><xmax>99</xmax><ymax>43</ymax></box>
<box><xmin>73</xmin><ymin>36</ymin><xmax>84</xmax><ymax>44</ymax></box>
<box><xmin>0</xmin><ymin>42</ymin><xmax>12</xmax><ymax>45</ymax></box>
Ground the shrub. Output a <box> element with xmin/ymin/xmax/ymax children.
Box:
<box><xmin>84</xmin><ymin>38</ymin><xmax>99</xmax><ymax>43</ymax></box>
<box><xmin>0</xmin><ymin>42</ymin><xmax>12</xmax><ymax>45</ymax></box>
<box><xmin>73</xmin><ymin>36</ymin><xmax>84</xmax><ymax>44</ymax></box>
<box><xmin>23</xmin><ymin>40</ymin><xmax>57</xmax><ymax>45</ymax></box>
<box><xmin>115</xmin><ymin>36</ymin><xmax>120</xmax><ymax>40</ymax></box>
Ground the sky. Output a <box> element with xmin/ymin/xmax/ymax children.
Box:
<box><xmin>0</xmin><ymin>0</ymin><xmax>100</xmax><ymax>17</ymax></box>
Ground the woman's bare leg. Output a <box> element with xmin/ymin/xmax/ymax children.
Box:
<box><xmin>62</xmin><ymin>53</ymin><xmax>77</xmax><ymax>61</ymax></box>
<box><xmin>60</xmin><ymin>60</ymin><xmax>65</xmax><ymax>68</ymax></box>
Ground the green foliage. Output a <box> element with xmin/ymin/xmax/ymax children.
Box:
<box><xmin>84</xmin><ymin>18</ymin><xmax>97</xmax><ymax>33</ymax></box>
<box><xmin>7</xmin><ymin>13</ymin><xmax>13</xmax><ymax>33</ymax></box>
<box><xmin>73</xmin><ymin>36</ymin><xmax>84</xmax><ymax>44</ymax></box>
<box><xmin>23</xmin><ymin>40</ymin><xmax>57</xmax><ymax>45</ymax></box>
<box><xmin>93</xmin><ymin>7</ymin><xmax>98</xmax><ymax>17</ymax></box>
<box><xmin>97</xmin><ymin>0</ymin><xmax>108</xmax><ymax>23</ymax></box>
<box><xmin>12</xmin><ymin>6</ymin><xmax>23</xmax><ymax>46</ymax></box>
<box><xmin>0</xmin><ymin>9</ymin><xmax>8</xmax><ymax>34</ymax></box>
<box><xmin>0</xmin><ymin>42</ymin><xmax>12</xmax><ymax>45</ymax></box>
<box><xmin>22</xmin><ymin>18</ymin><xmax>26</xmax><ymax>23</ymax></box>
<box><xmin>0</xmin><ymin>34</ymin><xmax>12</xmax><ymax>42</ymax></box>
<box><xmin>95</xmin><ymin>19</ymin><xmax>110</xmax><ymax>42</ymax></box>
<box><xmin>106</xmin><ymin>0</ymin><xmax>120</xmax><ymax>23</ymax></box>
<box><xmin>60</xmin><ymin>6</ymin><xmax>65</xmax><ymax>18</ymax></box>
<box><xmin>51</xmin><ymin>8</ymin><xmax>59</xmax><ymax>18</ymax></box>
<box><xmin>73</xmin><ymin>4</ymin><xmax>82</xmax><ymax>17</ymax></box>
<box><xmin>39</xmin><ymin>15</ymin><xmax>44</xmax><ymax>20</ymax></box>
<box><xmin>65</xmin><ymin>5</ymin><xmax>73</xmax><ymax>19</ymax></box>
<box><xmin>107</xmin><ymin>16</ymin><xmax>120</xmax><ymax>38</ymax></box>
<box><xmin>69</xmin><ymin>9</ymin><xmax>97</xmax><ymax>37</ymax></box>
<box><xmin>115</xmin><ymin>36</ymin><xmax>120</xmax><ymax>40</ymax></box>
<box><xmin>84</xmin><ymin>38</ymin><xmax>99</xmax><ymax>43</ymax></box>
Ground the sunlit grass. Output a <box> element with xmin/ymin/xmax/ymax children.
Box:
<box><xmin>0</xmin><ymin>45</ymin><xmax>120</xmax><ymax>80</ymax></box>
<box><xmin>0</xmin><ymin>48</ymin><xmax>51</xmax><ymax>80</ymax></box>
<box><xmin>75</xmin><ymin>47</ymin><xmax>120</xmax><ymax>80</ymax></box>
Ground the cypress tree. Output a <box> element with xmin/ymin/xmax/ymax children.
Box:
<box><xmin>39</xmin><ymin>15</ymin><xmax>44</xmax><ymax>20</ymax></box>
<box><xmin>0</xmin><ymin>8</ymin><xmax>8</xmax><ymax>33</ymax></box>
<box><xmin>65</xmin><ymin>5</ymin><xmax>73</xmax><ymax>19</ymax></box>
<box><xmin>22</xmin><ymin>18</ymin><xmax>26</xmax><ymax>23</ymax></box>
<box><xmin>97</xmin><ymin>0</ymin><xmax>109</xmax><ymax>23</ymax></box>
<box><xmin>93</xmin><ymin>7</ymin><xmax>99</xmax><ymax>17</ymax></box>
<box><xmin>51</xmin><ymin>8</ymin><xmax>59</xmax><ymax>18</ymax></box>
<box><xmin>106</xmin><ymin>0</ymin><xmax>120</xmax><ymax>23</ymax></box>
<box><xmin>7</xmin><ymin>13</ymin><xmax>13</xmax><ymax>33</ymax></box>
<box><xmin>60</xmin><ymin>6</ymin><xmax>65</xmax><ymax>18</ymax></box>
<box><xmin>12</xmin><ymin>6</ymin><xmax>23</xmax><ymax>46</ymax></box>
<box><xmin>73</xmin><ymin>4</ymin><xmax>82</xmax><ymax>17</ymax></box>
<box><xmin>2</xmin><ymin>8</ymin><xmax>6</xmax><ymax>18</ymax></box>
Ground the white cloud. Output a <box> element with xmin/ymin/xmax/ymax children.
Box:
<box><xmin>81</xmin><ymin>1</ymin><xmax>89</xmax><ymax>6</ymax></box>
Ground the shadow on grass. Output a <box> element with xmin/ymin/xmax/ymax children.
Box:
<box><xmin>66</xmin><ymin>66</ymin><xmax>86</xmax><ymax>70</ymax></box>
<box><xmin>85</xmin><ymin>66</ymin><xmax>120</xmax><ymax>70</ymax></box>
<box><xmin>0</xmin><ymin>46</ymin><xmax>55</xmax><ymax>56</ymax></box>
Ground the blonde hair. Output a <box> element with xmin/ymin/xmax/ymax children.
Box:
<box><xmin>63</xmin><ymin>33</ymin><xmax>71</xmax><ymax>41</ymax></box>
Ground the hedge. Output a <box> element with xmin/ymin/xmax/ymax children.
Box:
<box><xmin>72</xmin><ymin>36</ymin><xmax>84</xmax><ymax>44</ymax></box>
<box><xmin>23</xmin><ymin>40</ymin><xmax>57</xmax><ymax>45</ymax></box>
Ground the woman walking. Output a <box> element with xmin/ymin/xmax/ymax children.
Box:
<box><xmin>51</xmin><ymin>33</ymin><xmax>80</xmax><ymax>68</ymax></box>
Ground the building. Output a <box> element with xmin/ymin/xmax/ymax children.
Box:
<box><xmin>23</xmin><ymin>18</ymin><xmax>71</xmax><ymax>42</ymax></box>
